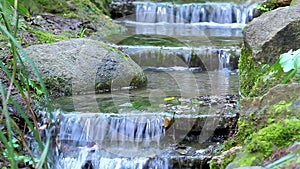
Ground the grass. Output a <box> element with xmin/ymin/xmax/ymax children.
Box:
<box><xmin>0</xmin><ymin>0</ymin><xmax>51</xmax><ymax>168</ymax></box>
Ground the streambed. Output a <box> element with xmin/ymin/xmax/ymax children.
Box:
<box><xmin>49</xmin><ymin>1</ymin><xmax>257</xmax><ymax>168</ymax></box>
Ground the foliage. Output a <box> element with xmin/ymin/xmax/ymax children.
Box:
<box><xmin>0</xmin><ymin>0</ymin><xmax>51</xmax><ymax>168</ymax></box>
<box><xmin>256</xmin><ymin>0</ymin><xmax>291</xmax><ymax>13</ymax></box>
<box><xmin>2</xmin><ymin>138</ymin><xmax>39</xmax><ymax>168</ymax></box>
<box><xmin>28</xmin><ymin>29</ymin><xmax>67</xmax><ymax>44</ymax></box>
<box><xmin>256</xmin><ymin>2</ymin><xmax>276</xmax><ymax>13</ymax></box>
<box><xmin>78</xmin><ymin>27</ymin><xmax>87</xmax><ymax>38</ymax></box>
<box><xmin>279</xmin><ymin>49</ymin><xmax>300</xmax><ymax>83</ymax></box>
<box><xmin>239</xmin><ymin>45</ymin><xmax>300</xmax><ymax>97</ymax></box>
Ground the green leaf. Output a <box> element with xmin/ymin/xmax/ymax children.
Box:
<box><xmin>294</xmin><ymin>54</ymin><xmax>300</xmax><ymax>69</ymax></box>
<box><xmin>36</xmin><ymin>133</ymin><xmax>51</xmax><ymax>169</ymax></box>
<box><xmin>7</xmin><ymin>0</ymin><xmax>30</xmax><ymax>17</ymax></box>
<box><xmin>279</xmin><ymin>49</ymin><xmax>300</xmax><ymax>72</ymax></box>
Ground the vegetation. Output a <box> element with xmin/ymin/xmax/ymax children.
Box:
<box><xmin>239</xmin><ymin>44</ymin><xmax>300</xmax><ymax>97</ymax></box>
<box><xmin>256</xmin><ymin>0</ymin><xmax>292</xmax><ymax>13</ymax></box>
<box><xmin>279</xmin><ymin>49</ymin><xmax>300</xmax><ymax>83</ymax></box>
<box><xmin>0</xmin><ymin>0</ymin><xmax>51</xmax><ymax>168</ymax></box>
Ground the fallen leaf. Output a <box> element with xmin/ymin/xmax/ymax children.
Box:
<box><xmin>163</xmin><ymin>117</ymin><xmax>172</xmax><ymax>128</ymax></box>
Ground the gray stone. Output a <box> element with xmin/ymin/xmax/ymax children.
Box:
<box><xmin>243</xmin><ymin>6</ymin><xmax>300</xmax><ymax>64</ymax></box>
<box><xmin>241</xmin><ymin>83</ymin><xmax>300</xmax><ymax>116</ymax></box>
<box><xmin>24</xmin><ymin>38</ymin><xmax>147</xmax><ymax>96</ymax></box>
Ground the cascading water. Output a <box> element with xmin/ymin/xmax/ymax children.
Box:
<box><xmin>134</xmin><ymin>2</ymin><xmax>256</xmax><ymax>24</ymax></box>
<box><xmin>51</xmin><ymin>109</ymin><xmax>238</xmax><ymax>169</ymax></box>
<box><xmin>118</xmin><ymin>46</ymin><xmax>236</xmax><ymax>70</ymax></box>
<box><xmin>50</xmin><ymin>1</ymin><xmax>252</xmax><ymax>168</ymax></box>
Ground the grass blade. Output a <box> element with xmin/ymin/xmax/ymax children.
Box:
<box><xmin>0</xmin><ymin>81</ymin><xmax>17</xmax><ymax>169</ymax></box>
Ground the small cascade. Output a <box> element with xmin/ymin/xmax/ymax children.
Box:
<box><xmin>57</xmin><ymin>113</ymin><xmax>165</xmax><ymax>151</ymax></box>
<box><xmin>134</xmin><ymin>2</ymin><xmax>257</xmax><ymax>24</ymax></box>
<box><xmin>50</xmin><ymin>108</ymin><xmax>238</xmax><ymax>169</ymax></box>
<box><xmin>53</xmin><ymin>112</ymin><xmax>167</xmax><ymax>169</ymax></box>
<box><xmin>119</xmin><ymin>46</ymin><xmax>237</xmax><ymax>70</ymax></box>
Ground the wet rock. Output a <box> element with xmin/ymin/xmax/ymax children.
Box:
<box><xmin>243</xmin><ymin>6</ymin><xmax>300</xmax><ymax>64</ymax></box>
<box><xmin>210</xmin><ymin>146</ymin><xmax>243</xmax><ymax>169</ymax></box>
<box><xmin>24</xmin><ymin>38</ymin><xmax>147</xmax><ymax>96</ymax></box>
<box><xmin>176</xmin><ymin>148</ymin><xmax>188</xmax><ymax>155</ymax></box>
<box><xmin>109</xmin><ymin>1</ymin><xmax>135</xmax><ymax>19</ymax></box>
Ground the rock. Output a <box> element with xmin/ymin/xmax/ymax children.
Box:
<box><xmin>109</xmin><ymin>1</ymin><xmax>135</xmax><ymax>19</ymax></box>
<box><xmin>209</xmin><ymin>146</ymin><xmax>243</xmax><ymax>169</ymax></box>
<box><xmin>24</xmin><ymin>38</ymin><xmax>147</xmax><ymax>96</ymax></box>
<box><xmin>241</xmin><ymin>83</ymin><xmax>300</xmax><ymax>115</ymax></box>
<box><xmin>243</xmin><ymin>6</ymin><xmax>300</xmax><ymax>64</ymax></box>
<box><xmin>239</xmin><ymin>6</ymin><xmax>300</xmax><ymax>96</ymax></box>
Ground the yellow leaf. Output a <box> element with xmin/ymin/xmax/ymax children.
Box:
<box><xmin>164</xmin><ymin>97</ymin><xmax>175</xmax><ymax>101</ymax></box>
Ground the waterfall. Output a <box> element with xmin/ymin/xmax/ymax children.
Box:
<box><xmin>50</xmin><ymin>111</ymin><xmax>223</xmax><ymax>169</ymax></box>
<box><xmin>120</xmin><ymin>46</ymin><xmax>237</xmax><ymax>70</ymax></box>
<box><xmin>56</xmin><ymin>113</ymin><xmax>165</xmax><ymax>149</ymax></box>
<box><xmin>134</xmin><ymin>2</ymin><xmax>257</xmax><ymax>24</ymax></box>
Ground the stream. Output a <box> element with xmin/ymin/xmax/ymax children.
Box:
<box><xmin>49</xmin><ymin>1</ymin><xmax>257</xmax><ymax>169</ymax></box>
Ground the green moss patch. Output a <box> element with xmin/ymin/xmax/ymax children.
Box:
<box><xmin>220</xmin><ymin>119</ymin><xmax>300</xmax><ymax>168</ymax></box>
<box><xmin>215</xmin><ymin>98</ymin><xmax>300</xmax><ymax>168</ymax></box>
<box><xmin>245</xmin><ymin>119</ymin><xmax>300</xmax><ymax>159</ymax></box>
<box><xmin>239</xmin><ymin>46</ymin><xmax>261</xmax><ymax>97</ymax></box>
<box><xmin>28</xmin><ymin>29</ymin><xmax>67</xmax><ymax>44</ymax></box>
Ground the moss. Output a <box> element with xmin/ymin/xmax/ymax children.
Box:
<box><xmin>23</xmin><ymin>0</ymin><xmax>121</xmax><ymax>38</ymax></box>
<box><xmin>246</xmin><ymin>119</ymin><xmax>300</xmax><ymax>159</ymax></box>
<box><xmin>256</xmin><ymin>0</ymin><xmax>291</xmax><ymax>13</ymax></box>
<box><xmin>209</xmin><ymin>154</ymin><xmax>235</xmax><ymax>169</ymax></box>
<box><xmin>234</xmin><ymin>151</ymin><xmax>263</xmax><ymax>167</ymax></box>
<box><xmin>238</xmin><ymin>46</ymin><xmax>261</xmax><ymax>97</ymax></box>
<box><xmin>44</xmin><ymin>76</ymin><xmax>72</xmax><ymax>97</ymax></box>
<box><xmin>249</xmin><ymin>61</ymin><xmax>288</xmax><ymax>97</ymax></box>
<box><xmin>28</xmin><ymin>29</ymin><xmax>67</xmax><ymax>44</ymax></box>
<box><xmin>209</xmin><ymin>147</ymin><xmax>241</xmax><ymax>169</ymax></box>
<box><xmin>218</xmin><ymin>99</ymin><xmax>300</xmax><ymax>168</ymax></box>
<box><xmin>239</xmin><ymin>45</ymin><xmax>292</xmax><ymax>97</ymax></box>
<box><xmin>222</xmin><ymin>119</ymin><xmax>300</xmax><ymax>168</ymax></box>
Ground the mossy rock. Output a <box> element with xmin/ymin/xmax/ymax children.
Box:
<box><xmin>21</xmin><ymin>0</ymin><xmax>120</xmax><ymax>38</ymax></box>
<box><xmin>227</xmin><ymin>119</ymin><xmax>300</xmax><ymax>168</ymax></box>
<box><xmin>240</xmin><ymin>6</ymin><xmax>300</xmax><ymax>97</ymax></box>
<box><xmin>239</xmin><ymin>45</ymin><xmax>299</xmax><ymax>97</ymax></box>
<box><xmin>227</xmin><ymin>84</ymin><xmax>300</xmax><ymax>148</ymax></box>
<box><xmin>24</xmin><ymin>38</ymin><xmax>147</xmax><ymax>97</ymax></box>
<box><xmin>213</xmin><ymin>84</ymin><xmax>300</xmax><ymax>168</ymax></box>
<box><xmin>256</xmin><ymin>0</ymin><xmax>291</xmax><ymax>13</ymax></box>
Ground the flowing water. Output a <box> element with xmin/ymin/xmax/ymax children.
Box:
<box><xmin>49</xmin><ymin>1</ymin><xmax>257</xmax><ymax>168</ymax></box>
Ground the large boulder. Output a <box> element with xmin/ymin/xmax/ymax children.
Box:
<box><xmin>243</xmin><ymin>6</ymin><xmax>300</xmax><ymax>64</ymax></box>
<box><xmin>239</xmin><ymin>6</ymin><xmax>300</xmax><ymax>96</ymax></box>
<box><xmin>24</xmin><ymin>38</ymin><xmax>147</xmax><ymax>96</ymax></box>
